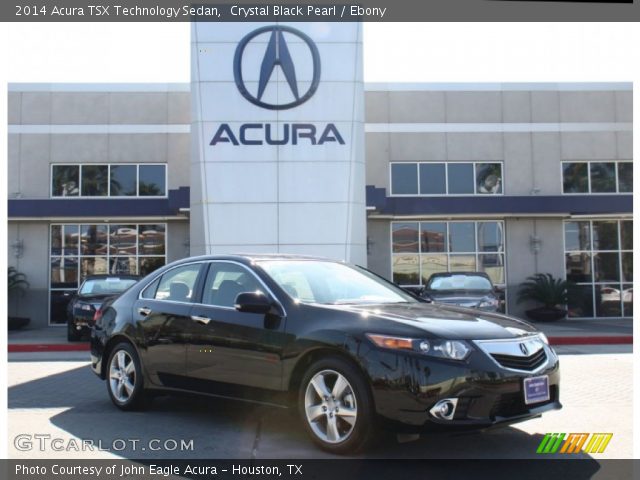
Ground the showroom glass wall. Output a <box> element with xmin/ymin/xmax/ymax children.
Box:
<box><xmin>49</xmin><ymin>223</ymin><xmax>167</xmax><ymax>324</ymax></box>
<box><xmin>391</xmin><ymin>220</ymin><xmax>505</xmax><ymax>288</ymax></box>
<box><xmin>564</xmin><ymin>219</ymin><xmax>632</xmax><ymax>318</ymax></box>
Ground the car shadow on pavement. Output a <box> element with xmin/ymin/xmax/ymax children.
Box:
<box><xmin>8</xmin><ymin>363</ymin><xmax>600</xmax><ymax>467</ymax></box>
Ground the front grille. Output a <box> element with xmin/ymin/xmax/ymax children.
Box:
<box><xmin>491</xmin><ymin>348</ymin><xmax>547</xmax><ymax>371</ymax></box>
<box><xmin>490</xmin><ymin>386</ymin><xmax>557</xmax><ymax>419</ymax></box>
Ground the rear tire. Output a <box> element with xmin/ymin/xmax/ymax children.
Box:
<box><xmin>298</xmin><ymin>356</ymin><xmax>375</xmax><ymax>454</ymax></box>
<box><xmin>106</xmin><ymin>342</ymin><xmax>149</xmax><ymax>411</ymax></box>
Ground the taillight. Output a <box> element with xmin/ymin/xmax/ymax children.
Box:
<box><xmin>93</xmin><ymin>309</ymin><xmax>103</xmax><ymax>325</ymax></box>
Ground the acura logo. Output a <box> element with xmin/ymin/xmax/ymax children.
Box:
<box><xmin>233</xmin><ymin>25</ymin><xmax>321</xmax><ymax>110</ymax></box>
<box><xmin>520</xmin><ymin>343</ymin><xmax>529</xmax><ymax>355</ymax></box>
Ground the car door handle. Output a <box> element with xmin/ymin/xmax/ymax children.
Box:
<box><xmin>138</xmin><ymin>307</ymin><xmax>151</xmax><ymax>317</ymax></box>
<box><xmin>191</xmin><ymin>315</ymin><xmax>211</xmax><ymax>325</ymax></box>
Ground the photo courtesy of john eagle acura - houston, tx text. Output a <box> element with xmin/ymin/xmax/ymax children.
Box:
<box><xmin>91</xmin><ymin>255</ymin><xmax>560</xmax><ymax>453</ymax></box>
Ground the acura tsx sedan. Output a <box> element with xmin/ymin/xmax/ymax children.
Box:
<box><xmin>90</xmin><ymin>254</ymin><xmax>561</xmax><ymax>453</ymax></box>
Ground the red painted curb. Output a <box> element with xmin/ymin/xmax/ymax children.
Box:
<box><xmin>549</xmin><ymin>336</ymin><xmax>633</xmax><ymax>346</ymax></box>
<box><xmin>8</xmin><ymin>343</ymin><xmax>89</xmax><ymax>352</ymax></box>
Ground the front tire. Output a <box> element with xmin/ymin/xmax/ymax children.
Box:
<box><xmin>106</xmin><ymin>342</ymin><xmax>149</xmax><ymax>410</ymax></box>
<box><xmin>299</xmin><ymin>356</ymin><xmax>375</xmax><ymax>454</ymax></box>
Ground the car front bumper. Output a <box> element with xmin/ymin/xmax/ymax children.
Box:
<box><xmin>360</xmin><ymin>342</ymin><xmax>561</xmax><ymax>432</ymax></box>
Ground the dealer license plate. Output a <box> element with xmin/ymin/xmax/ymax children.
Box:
<box><xmin>523</xmin><ymin>375</ymin><xmax>550</xmax><ymax>405</ymax></box>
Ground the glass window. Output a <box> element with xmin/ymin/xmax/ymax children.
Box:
<box><xmin>51</xmin><ymin>257</ymin><xmax>79</xmax><ymax>289</ymax></box>
<box><xmin>622</xmin><ymin>284</ymin><xmax>633</xmax><ymax>317</ymax></box>
<box><xmin>141</xmin><ymin>277</ymin><xmax>161</xmax><ymax>299</ymax></box>
<box><xmin>110</xmin><ymin>225</ymin><xmax>137</xmax><ymax>255</ymax></box>
<box><xmin>81</xmin><ymin>257</ymin><xmax>108</xmax><ymax>280</ymax></box>
<box><xmin>81</xmin><ymin>225</ymin><xmax>108</xmax><ymax>255</ymax></box>
<box><xmin>110</xmin><ymin>165</ymin><xmax>137</xmax><ymax>196</ymax></box>
<box><xmin>479</xmin><ymin>254</ymin><xmax>504</xmax><ymax>285</ymax></box>
<box><xmin>139</xmin><ymin>165</ymin><xmax>166</xmax><ymax>196</ymax></box>
<box><xmin>617</xmin><ymin>162</ymin><xmax>632</xmax><ymax>193</ymax></box>
<box><xmin>565</xmin><ymin>252</ymin><xmax>592</xmax><ymax>283</ymax></box>
<box><xmin>51</xmin><ymin>165</ymin><xmax>79</xmax><ymax>197</ymax></box>
<box><xmin>155</xmin><ymin>264</ymin><xmax>202</xmax><ymax>301</ymax></box>
<box><xmin>447</xmin><ymin>163</ymin><xmax>474</xmax><ymax>194</ymax></box>
<box><xmin>562</xmin><ymin>163</ymin><xmax>588</xmax><ymax>193</ymax></box>
<box><xmin>622</xmin><ymin>252</ymin><xmax>632</xmax><ymax>282</ymax></box>
<box><xmin>139</xmin><ymin>257</ymin><xmax>166</xmax><ymax>277</ymax></box>
<box><xmin>590</xmin><ymin>163</ymin><xmax>616</xmax><ymax>193</ymax></box>
<box><xmin>391</xmin><ymin>164</ymin><xmax>418</xmax><ymax>195</ymax></box>
<box><xmin>50</xmin><ymin>290</ymin><xmax>76</xmax><ymax>325</ymax></box>
<box><xmin>593</xmin><ymin>252</ymin><xmax>620</xmax><ymax>282</ymax></box>
<box><xmin>592</xmin><ymin>221</ymin><xmax>619</xmax><ymax>251</ymax></box>
<box><xmin>477</xmin><ymin>222</ymin><xmax>503</xmax><ymax>253</ymax></box>
<box><xmin>139</xmin><ymin>224</ymin><xmax>166</xmax><ymax>256</ymax></box>
<box><xmin>567</xmin><ymin>284</ymin><xmax>594</xmax><ymax>318</ymax></box>
<box><xmin>203</xmin><ymin>263</ymin><xmax>265</xmax><ymax>307</ymax></box>
<box><xmin>595</xmin><ymin>284</ymin><xmax>622</xmax><ymax>318</ymax></box>
<box><xmin>81</xmin><ymin>165</ymin><xmax>108</xmax><ymax>196</ymax></box>
<box><xmin>449</xmin><ymin>222</ymin><xmax>475</xmax><ymax>252</ymax></box>
<box><xmin>392</xmin><ymin>255</ymin><xmax>420</xmax><ymax>285</ymax></box>
<box><xmin>392</xmin><ymin>222</ymin><xmax>419</xmax><ymax>253</ymax></box>
<box><xmin>50</xmin><ymin>223</ymin><xmax>167</xmax><ymax>325</ymax></box>
<box><xmin>420</xmin><ymin>222</ymin><xmax>446</xmax><ymax>252</ymax></box>
<box><xmin>476</xmin><ymin>163</ymin><xmax>502</xmax><ymax>194</ymax></box>
<box><xmin>564</xmin><ymin>221</ymin><xmax>591</xmax><ymax>251</ymax></box>
<box><xmin>621</xmin><ymin>221</ymin><xmax>632</xmax><ymax>250</ymax></box>
<box><xmin>449</xmin><ymin>254</ymin><xmax>476</xmax><ymax>272</ymax></box>
<box><xmin>419</xmin><ymin>163</ymin><xmax>446</xmax><ymax>194</ymax></box>
<box><xmin>420</xmin><ymin>254</ymin><xmax>448</xmax><ymax>284</ymax></box>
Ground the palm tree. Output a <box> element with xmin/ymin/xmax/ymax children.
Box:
<box><xmin>8</xmin><ymin>267</ymin><xmax>29</xmax><ymax>294</ymax></box>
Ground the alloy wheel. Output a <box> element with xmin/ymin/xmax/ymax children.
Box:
<box><xmin>109</xmin><ymin>350</ymin><xmax>137</xmax><ymax>403</ymax></box>
<box><xmin>304</xmin><ymin>369</ymin><xmax>358</xmax><ymax>444</ymax></box>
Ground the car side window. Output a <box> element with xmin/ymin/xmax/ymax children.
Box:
<box><xmin>153</xmin><ymin>264</ymin><xmax>202</xmax><ymax>302</ymax></box>
<box><xmin>141</xmin><ymin>277</ymin><xmax>160</xmax><ymax>299</ymax></box>
<box><xmin>202</xmin><ymin>263</ymin><xmax>265</xmax><ymax>308</ymax></box>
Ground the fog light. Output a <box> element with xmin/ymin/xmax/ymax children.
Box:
<box><xmin>429</xmin><ymin>398</ymin><xmax>458</xmax><ymax>421</ymax></box>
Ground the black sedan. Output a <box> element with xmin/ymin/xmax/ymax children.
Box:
<box><xmin>67</xmin><ymin>275</ymin><xmax>139</xmax><ymax>341</ymax></box>
<box><xmin>90</xmin><ymin>255</ymin><xmax>561</xmax><ymax>454</ymax></box>
<box><xmin>422</xmin><ymin>271</ymin><xmax>503</xmax><ymax>312</ymax></box>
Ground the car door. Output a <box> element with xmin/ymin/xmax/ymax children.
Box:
<box><xmin>186</xmin><ymin>261</ymin><xmax>287</xmax><ymax>395</ymax></box>
<box><xmin>133</xmin><ymin>262</ymin><xmax>206</xmax><ymax>388</ymax></box>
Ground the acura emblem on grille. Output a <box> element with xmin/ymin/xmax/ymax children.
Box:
<box><xmin>520</xmin><ymin>343</ymin><xmax>529</xmax><ymax>355</ymax></box>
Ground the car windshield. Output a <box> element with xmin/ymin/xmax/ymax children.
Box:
<box><xmin>258</xmin><ymin>260</ymin><xmax>416</xmax><ymax>305</ymax></box>
<box><xmin>79</xmin><ymin>277</ymin><xmax>137</xmax><ymax>295</ymax></box>
<box><xmin>428</xmin><ymin>274</ymin><xmax>492</xmax><ymax>292</ymax></box>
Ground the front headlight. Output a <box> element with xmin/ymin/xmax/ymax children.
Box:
<box><xmin>477</xmin><ymin>297</ymin><xmax>499</xmax><ymax>308</ymax></box>
<box><xmin>366</xmin><ymin>334</ymin><xmax>471</xmax><ymax>361</ymax></box>
<box><xmin>538</xmin><ymin>332</ymin><xmax>550</xmax><ymax>345</ymax></box>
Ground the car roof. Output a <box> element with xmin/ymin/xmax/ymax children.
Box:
<box><xmin>82</xmin><ymin>274</ymin><xmax>141</xmax><ymax>280</ymax></box>
<box><xmin>427</xmin><ymin>271</ymin><xmax>492</xmax><ymax>279</ymax></box>
<box><xmin>173</xmin><ymin>253</ymin><xmax>342</xmax><ymax>264</ymax></box>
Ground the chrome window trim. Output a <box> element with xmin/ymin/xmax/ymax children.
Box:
<box><xmin>138</xmin><ymin>259</ymin><xmax>287</xmax><ymax>317</ymax></box>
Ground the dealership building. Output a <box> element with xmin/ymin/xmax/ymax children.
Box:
<box><xmin>7</xmin><ymin>23</ymin><xmax>633</xmax><ymax>328</ymax></box>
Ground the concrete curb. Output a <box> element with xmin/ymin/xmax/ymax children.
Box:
<box><xmin>8</xmin><ymin>343</ymin><xmax>89</xmax><ymax>352</ymax></box>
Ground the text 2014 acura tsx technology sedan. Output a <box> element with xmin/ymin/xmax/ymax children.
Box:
<box><xmin>90</xmin><ymin>255</ymin><xmax>561</xmax><ymax>453</ymax></box>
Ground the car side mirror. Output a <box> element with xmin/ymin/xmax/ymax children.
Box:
<box><xmin>235</xmin><ymin>292</ymin><xmax>272</xmax><ymax>314</ymax></box>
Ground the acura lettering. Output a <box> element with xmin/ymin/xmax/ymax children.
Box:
<box><xmin>209</xmin><ymin>123</ymin><xmax>345</xmax><ymax>146</ymax></box>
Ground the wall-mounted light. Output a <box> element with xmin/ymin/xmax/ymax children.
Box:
<box><xmin>11</xmin><ymin>239</ymin><xmax>24</xmax><ymax>258</ymax></box>
<box><xmin>529</xmin><ymin>235</ymin><xmax>542</xmax><ymax>254</ymax></box>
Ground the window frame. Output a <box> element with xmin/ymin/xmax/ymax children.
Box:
<box><xmin>389</xmin><ymin>161</ymin><xmax>505</xmax><ymax>197</ymax></box>
<box><xmin>390</xmin><ymin>220</ymin><xmax>507</xmax><ymax>289</ymax></box>
<box><xmin>50</xmin><ymin>163</ymin><xmax>168</xmax><ymax>198</ymax></box>
<box><xmin>561</xmin><ymin>160</ymin><xmax>632</xmax><ymax>195</ymax></box>
<box><xmin>48</xmin><ymin>222</ymin><xmax>168</xmax><ymax>326</ymax></box>
<box><xmin>563</xmin><ymin>218</ymin><xmax>633</xmax><ymax>319</ymax></box>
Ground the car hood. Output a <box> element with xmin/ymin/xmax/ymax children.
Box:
<box><xmin>322</xmin><ymin>302</ymin><xmax>537</xmax><ymax>340</ymax></box>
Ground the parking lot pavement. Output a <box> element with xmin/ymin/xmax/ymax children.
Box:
<box><xmin>7</xmin><ymin>351</ymin><xmax>633</xmax><ymax>460</ymax></box>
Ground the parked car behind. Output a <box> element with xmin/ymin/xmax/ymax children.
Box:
<box><xmin>422</xmin><ymin>272</ymin><xmax>502</xmax><ymax>312</ymax></box>
<box><xmin>67</xmin><ymin>275</ymin><xmax>140</xmax><ymax>341</ymax></box>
